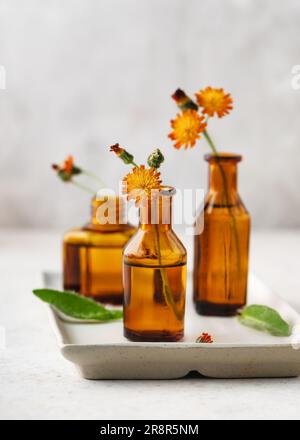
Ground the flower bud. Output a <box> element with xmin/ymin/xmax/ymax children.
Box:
<box><xmin>172</xmin><ymin>88</ymin><xmax>198</xmax><ymax>112</ymax></box>
<box><xmin>147</xmin><ymin>148</ymin><xmax>164</xmax><ymax>169</ymax></box>
<box><xmin>110</xmin><ymin>143</ymin><xmax>135</xmax><ymax>165</ymax></box>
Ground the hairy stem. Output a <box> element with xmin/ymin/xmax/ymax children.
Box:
<box><xmin>72</xmin><ymin>180</ymin><xmax>95</xmax><ymax>194</ymax></box>
<box><xmin>82</xmin><ymin>170</ymin><xmax>106</xmax><ymax>188</ymax></box>
<box><xmin>154</xmin><ymin>224</ymin><xmax>182</xmax><ymax>321</ymax></box>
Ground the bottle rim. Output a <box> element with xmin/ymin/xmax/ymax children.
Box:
<box><xmin>159</xmin><ymin>186</ymin><xmax>176</xmax><ymax>197</ymax></box>
<box><xmin>205</xmin><ymin>153</ymin><xmax>242</xmax><ymax>162</ymax></box>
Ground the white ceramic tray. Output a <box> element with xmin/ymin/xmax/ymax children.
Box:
<box><xmin>43</xmin><ymin>271</ymin><xmax>300</xmax><ymax>379</ymax></box>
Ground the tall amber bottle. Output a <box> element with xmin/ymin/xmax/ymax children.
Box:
<box><xmin>63</xmin><ymin>195</ymin><xmax>136</xmax><ymax>304</ymax></box>
<box><xmin>123</xmin><ymin>187</ymin><xmax>187</xmax><ymax>342</ymax></box>
<box><xmin>193</xmin><ymin>154</ymin><xmax>250</xmax><ymax>316</ymax></box>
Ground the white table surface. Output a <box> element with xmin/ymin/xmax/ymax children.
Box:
<box><xmin>1</xmin><ymin>228</ymin><xmax>300</xmax><ymax>420</ymax></box>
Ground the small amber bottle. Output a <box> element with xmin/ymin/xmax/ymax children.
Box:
<box><xmin>123</xmin><ymin>187</ymin><xmax>187</xmax><ymax>342</ymax></box>
<box><xmin>63</xmin><ymin>195</ymin><xmax>136</xmax><ymax>304</ymax></box>
<box><xmin>193</xmin><ymin>154</ymin><xmax>251</xmax><ymax>316</ymax></box>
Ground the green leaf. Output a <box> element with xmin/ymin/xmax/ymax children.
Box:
<box><xmin>33</xmin><ymin>289</ymin><xmax>123</xmax><ymax>321</ymax></box>
<box><xmin>238</xmin><ymin>305</ymin><xmax>291</xmax><ymax>337</ymax></box>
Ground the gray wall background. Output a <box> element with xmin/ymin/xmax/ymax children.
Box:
<box><xmin>0</xmin><ymin>0</ymin><xmax>299</xmax><ymax>229</ymax></box>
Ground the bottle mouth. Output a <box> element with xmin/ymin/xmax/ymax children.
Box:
<box><xmin>159</xmin><ymin>186</ymin><xmax>176</xmax><ymax>197</ymax></box>
<box><xmin>205</xmin><ymin>153</ymin><xmax>242</xmax><ymax>163</ymax></box>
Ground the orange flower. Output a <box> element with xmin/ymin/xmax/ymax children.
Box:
<box><xmin>195</xmin><ymin>86</ymin><xmax>233</xmax><ymax>118</ymax></box>
<box><xmin>109</xmin><ymin>143</ymin><xmax>124</xmax><ymax>156</ymax></box>
<box><xmin>62</xmin><ymin>155</ymin><xmax>74</xmax><ymax>173</ymax></box>
<box><xmin>122</xmin><ymin>165</ymin><xmax>162</xmax><ymax>204</ymax></box>
<box><xmin>169</xmin><ymin>109</ymin><xmax>206</xmax><ymax>149</ymax></box>
<box><xmin>52</xmin><ymin>155</ymin><xmax>81</xmax><ymax>182</ymax></box>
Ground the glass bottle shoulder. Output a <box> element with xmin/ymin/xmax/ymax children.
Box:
<box><xmin>203</xmin><ymin>192</ymin><xmax>250</xmax><ymax>217</ymax></box>
<box><xmin>123</xmin><ymin>227</ymin><xmax>187</xmax><ymax>267</ymax></box>
<box><xmin>63</xmin><ymin>224</ymin><xmax>136</xmax><ymax>247</ymax></box>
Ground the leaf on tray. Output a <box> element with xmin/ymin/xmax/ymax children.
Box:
<box><xmin>238</xmin><ymin>304</ymin><xmax>291</xmax><ymax>337</ymax></box>
<box><xmin>33</xmin><ymin>289</ymin><xmax>123</xmax><ymax>321</ymax></box>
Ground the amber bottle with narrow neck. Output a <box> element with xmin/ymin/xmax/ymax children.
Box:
<box><xmin>123</xmin><ymin>187</ymin><xmax>187</xmax><ymax>342</ymax></box>
<box><xmin>193</xmin><ymin>154</ymin><xmax>250</xmax><ymax>316</ymax></box>
<box><xmin>63</xmin><ymin>195</ymin><xmax>136</xmax><ymax>304</ymax></box>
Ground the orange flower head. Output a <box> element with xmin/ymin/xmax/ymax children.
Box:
<box><xmin>122</xmin><ymin>165</ymin><xmax>162</xmax><ymax>205</ymax></box>
<box><xmin>110</xmin><ymin>143</ymin><xmax>124</xmax><ymax>156</ymax></box>
<box><xmin>195</xmin><ymin>86</ymin><xmax>233</xmax><ymax>118</ymax></box>
<box><xmin>168</xmin><ymin>109</ymin><xmax>206</xmax><ymax>149</ymax></box>
<box><xmin>196</xmin><ymin>332</ymin><xmax>214</xmax><ymax>343</ymax></box>
<box><xmin>62</xmin><ymin>155</ymin><xmax>74</xmax><ymax>173</ymax></box>
<box><xmin>51</xmin><ymin>155</ymin><xmax>81</xmax><ymax>182</ymax></box>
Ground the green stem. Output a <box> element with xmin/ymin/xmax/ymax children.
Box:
<box><xmin>203</xmin><ymin>129</ymin><xmax>241</xmax><ymax>299</ymax></box>
<box><xmin>203</xmin><ymin>129</ymin><xmax>218</xmax><ymax>155</ymax></box>
<box><xmin>72</xmin><ymin>180</ymin><xmax>95</xmax><ymax>194</ymax></box>
<box><xmin>82</xmin><ymin>170</ymin><xmax>106</xmax><ymax>188</ymax></box>
<box><xmin>154</xmin><ymin>224</ymin><xmax>182</xmax><ymax>321</ymax></box>
<box><xmin>131</xmin><ymin>161</ymin><xmax>139</xmax><ymax>168</ymax></box>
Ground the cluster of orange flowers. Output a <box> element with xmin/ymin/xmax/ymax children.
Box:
<box><xmin>52</xmin><ymin>86</ymin><xmax>233</xmax><ymax>202</ymax></box>
<box><xmin>169</xmin><ymin>87</ymin><xmax>233</xmax><ymax>150</ymax></box>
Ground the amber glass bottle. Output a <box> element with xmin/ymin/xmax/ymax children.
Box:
<box><xmin>63</xmin><ymin>195</ymin><xmax>136</xmax><ymax>304</ymax></box>
<box><xmin>123</xmin><ymin>187</ymin><xmax>187</xmax><ymax>342</ymax></box>
<box><xmin>193</xmin><ymin>153</ymin><xmax>250</xmax><ymax>316</ymax></box>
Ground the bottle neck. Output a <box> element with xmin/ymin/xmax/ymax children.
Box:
<box><xmin>209</xmin><ymin>162</ymin><xmax>237</xmax><ymax>192</ymax></box>
<box><xmin>139</xmin><ymin>196</ymin><xmax>173</xmax><ymax>232</ymax></box>
<box><xmin>206</xmin><ymin>154</ymin><xmax>241</xmax><ymax>205</ymax></box>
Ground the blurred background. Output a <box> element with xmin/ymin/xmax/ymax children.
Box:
<box><xmin>0</xmin><ymin>0</ymin><xmax>299</xmax><ymax>230</ymax></box>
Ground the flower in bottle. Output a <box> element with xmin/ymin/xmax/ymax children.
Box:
<box><xmin>169</xmin><ymin>110</ymin><xmax>206</xmax><ymax>149</ymax></box>
<box><xmin>195</xmin><ymin>86</ymin><xmax>233</xmax><ymax>118</ymax></box>
<box><xmin>122</xmin><ymin>165</ymin><xmax>162</xmax><ymax>205</ymax></box>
